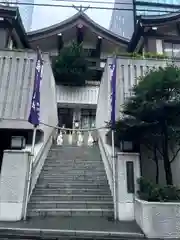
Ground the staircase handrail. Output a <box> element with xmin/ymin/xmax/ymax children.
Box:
<box><xmin>23</xmin><ymin>128</ymin><xmax>57</xmax><ymax>220</ymax></box>
<box><xmin>98</xmin><ymin>131</ymin><xmax>113</xmax><ymax>174</ymax></box>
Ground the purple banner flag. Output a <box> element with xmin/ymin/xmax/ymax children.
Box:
<box><xmin>28</xmin><ymin>49</ymin><xmax>43</xmax><ymax>126</ymax></box>
<box><xmin>110</xmin><ymin>58</ymin><xmax>117</xmax><ymax>129</ymax></box>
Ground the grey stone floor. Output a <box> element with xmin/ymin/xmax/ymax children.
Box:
<box><xmin>0</xmin><ymin>216</ymin><xmax>145</xmax><ymax>239</ymax></box>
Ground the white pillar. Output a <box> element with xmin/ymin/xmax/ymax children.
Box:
<box><xmin>116</xmin><ymin>152</ymin><xmax>140</xmax><ymax>221</ymax></box>
<box><xmin>156</xmin><ymin>39</ymin><xmax>163</xmax><ymax>54</ymax></box>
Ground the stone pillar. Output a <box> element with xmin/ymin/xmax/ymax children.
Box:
<box><xmin>116</xmin><ymin>152</ymin><xmax>140</xmax><ymax>221</ymax></box>
<box><xmin>0</xmin><ymin>150</ymin><xmax>29</xmax><ymax>221</ymax></box>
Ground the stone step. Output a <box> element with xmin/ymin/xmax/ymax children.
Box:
<box><xmin>36</xmin><ymin>183</ymin><xmax>110</xmax><ymax>189</ymax></box>
<box><xmin>48</xmin><ymin>153</ymin><xmax>101</xmax><ymax>159</ymax></box>
<box><xmin>46</xmin><ymin>158</ymin><xmax>102</xmax><ymax>162</ymax></box>
<box><xmin>43</xmin><ymin>162</ymin><xmax>104</xmax><ymax>167</ymax></box>
<box><xmin>38</xmin><ymin>176</ymin><xmax>108</xmax><ymax>181</ymax></box>
<box><xmin>33</xmin><ymin>188</ymin><xmax>111</xmax><ymax>195</ymax></box>
<box><xmin>30</xmin><ymin>194</ymin><xmax>112</xmax><ymax>201</ymax></box>
<box><xmin>28</xmin><ymin>201</ymin><xmax>113</xmax><ymax>209</ymax></box>
<box><xmin>41</xmin><ymin>170</ymin><xmax>106</xmax><ymax>174</ymax></box>
<box><xmin>40</xmin><ymin>172</ymin><xmax>107</xmax><ymax>177</ymax></box>
<box><xmin>50</xmin><ymin>146</ymin><xmax>100</xmax><ymax>151</ymax></box>
<box><xmin>27</xmin><ymin>208</ymin><xmax>114</xmax><ymax>217</ymax></box>
<box><xmin>46</xmin><ymin>157</ymin><xmax>101</xmax><ymax>161</ymax></box>
<box><xmin>49</xmin><ymin>147</ymin><xmax>100</xmax><ymax>152</ymax></box>
<box><xmin>43</xmin><ymin>165</ymin><xmax>105</xmax><ymax>172</ymax></box>
<box><xmin>37</xmin><ymin>177</ymin><xmax>108</xmax><ymax>182</ymax></box>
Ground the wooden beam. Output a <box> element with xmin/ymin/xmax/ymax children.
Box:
<box><xmin>176</xmin><ymin>23</ymin><xmax>180</xmax><ymax>36</ymax></box>
<box><xmin>95</xmin><ymin>37</ymin><xmax>102</xmax><ymax>58</ymax></box>
<box><xmin>76</xmin><ymin>24</ymin><xmax>84</xmax><ymax>44</ymax></box>
<box><xmin>143</xmin><ymin>30</ymin><xmax>180</xmax><ymax>43</ymax></box>
<box><xmin>57</xmin><ymin>34</ymin><xmax>63</xmax><ymax>54</ymax></box>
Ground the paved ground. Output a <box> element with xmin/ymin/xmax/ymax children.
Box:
<box><xmin>0</xmin><ymin>216</ymin><xmax>145</xmax><ymax>239</ymax></box>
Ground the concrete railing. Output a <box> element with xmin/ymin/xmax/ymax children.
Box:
<box><xmin>96</xmin><ymin>59</ymin><xmax>113</xmax><ymax>194</ymax></box>
<box><xmin>29</xmin><ymin>129</ymin><xmax>57</xmax><ymax>198</ymax></box>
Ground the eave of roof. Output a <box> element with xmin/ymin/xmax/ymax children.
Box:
<box><xmin>28</xmin><ymin>12</ymin><xmax>129</xmax><ymax>46</ymax></box>
<box><xmin>139</xmin><ymin>11</ymin><xmax>180</xmax><ymax>26</ymax></box>
<box><xmin>0</xmin><ymin>6</ymin><xmax>29</xmax><ymax>48</ymax></box>
<box><xmin>128</xmin><ymin>11</ymin><xmax>180</xmax><ymax>52</ymax></box>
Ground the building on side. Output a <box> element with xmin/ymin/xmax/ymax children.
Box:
<box><xmin>109</xmin><ymin>0</ymin><xmax>134</xmax><ymax>39</ymax></box>
<box><xmin>3</xmin><ymin>0</ymin><xmax>34</xmax><ymax>31</ymax></box>
<box><xmin>27</xmin><ymin>11</ymin><xmax>129</xmax><ymax>130</ymax></box>
<box><xmin>0</xmin><ymin>5</ymin><xmax>29</xmax><ymax>49</ymax></box>
<box><xmin>128</xmin><ymin>11</ymin><xmax>180</xmax><ymax>57</ymax></box>
<box><xmin>109</xmin><ymin>0</ymin><xmax>180</xmax><ymax>40</ymax></box>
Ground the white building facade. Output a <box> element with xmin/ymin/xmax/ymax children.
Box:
<box><xmin>28</xmin><ymin>11</ymin><xmax>129</xmax><ymax>130</ymax></box>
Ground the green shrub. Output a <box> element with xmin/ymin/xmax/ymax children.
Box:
<box><xmin>52</xmin><ymin>41</ymin><xmax>88</xmax><ymax>86</ymax></box>
<box><xmin>137</xmin><ymin>177</ymin><xmax>180</xmax><ymax>202</ymax></box>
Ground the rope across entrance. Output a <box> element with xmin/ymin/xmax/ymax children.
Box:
<box><xmin>0</xmin><ymin>117</ymin><xmax>109</xmax><ymax>147</ymax></box>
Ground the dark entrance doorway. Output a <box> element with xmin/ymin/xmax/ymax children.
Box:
<box><xmin>58</xmin><ymin>108</ymin><xmax>73</xmax><ymax>129</ymax></box>
<box><xmin>0</xmin><ymin>129</ymin><xmax>29</xmax><ymax>172</ymax></box>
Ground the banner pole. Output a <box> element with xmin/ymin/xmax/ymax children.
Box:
<box><xmin>23</xmin><ymin>126</ymin><xmax>37</xmax><ymax>220</ymax></box>
<box><xmin>112</xmin><ymin>129</ymin><xmax>117</xmax><ymax>220</ymax></box>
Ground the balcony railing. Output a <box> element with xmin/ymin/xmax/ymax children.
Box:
<box><xmin>56</xmin><ymin>85</ymin><xmax>99</xmax><ymax>106</ymax></box>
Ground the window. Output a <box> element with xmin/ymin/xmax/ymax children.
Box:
<box><xmin>163</xmin><ymin>42</ymin><xmax>180</xmax><ymax>58</ymax></box>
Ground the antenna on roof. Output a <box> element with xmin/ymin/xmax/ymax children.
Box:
<box><xmin>72</xmin><ymin>4</ymin><xmax>90</xmax><ymax>13</ymax></box>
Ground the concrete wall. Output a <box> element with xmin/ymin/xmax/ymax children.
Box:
<box><xmin>97</xmin><ymin>57</ymin><xmax>179</xmax><ymax>124</ymax></box>
<box><xmin>96</xmin><ymin>57</ymin><xmax>180</xmax><ymax>199</ymax></box>
<box><xmin>0</xmin><ymin>49</ymin><xmax>58</xmax><ymax>221</ymax></box>
<box><xmin>135</xmin><ymin>198</ymin><xmax>180</xmax><ymax>238</ymax></box>
<box><xmin>0</xmin><ymin>150</ymin><xmax>29</xmax><ymax>221</ymax></box>
<box><xmin>117</xmin><ymin>153</ymin><xmax>140</xmax><ymax>221</ymax></box>
<box><xmin>0</xmin><ymin>49</ymin><xmax>58</xmax><ymax>141</ymax></box>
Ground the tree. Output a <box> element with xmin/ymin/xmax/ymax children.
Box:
<box><xmin>117</xmin><ymin>65</ymin><xmax>180</xmax><ymax>185</ymax></box>
<box><xmin>52</xmin><ymin>41</ymin><xmax>88</xmax><ymax>86</ymax></box>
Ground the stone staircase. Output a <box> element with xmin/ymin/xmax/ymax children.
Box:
<box><xmin>27</xmin><ymin>144</ymin><xmax>114</xmax><ymax>218</ymax></box>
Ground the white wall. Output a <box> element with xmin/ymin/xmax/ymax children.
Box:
<box><xmin>96</xmin><ymin>57</ymin><xmax>180</xmax><ymax>221</ymax></box>
<box><xmin>0</xmin><ymin>50</ymin><xmax>58</xmax><ymax>141</ymax></box>
<box><xmin>0</xmin><ymin>150</ymin><xmax>29</xmax><ymax>221</ymax></box>
<box><xmin>56</xmin><ymin>85</ymin><xmax>99</xmax><ymax>106</ymax></box>
<box><xmin>0</xmin><ymin>50</ymin><xmax>58</xmax><ymax>221</ymax></box>
<box><xmin>117</xmin><ymin>153</ymin><xmax>140</xmax><ymax>220</ymax></box>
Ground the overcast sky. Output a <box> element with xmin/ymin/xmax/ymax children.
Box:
<box><xmin>31</xmin><ymin>0</ymin><xmax>113</xmax><ymax>30</ymax></box>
